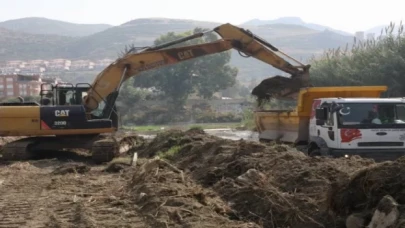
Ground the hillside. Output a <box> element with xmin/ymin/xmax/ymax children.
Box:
<box><xmin>242</xmin><ymin>17</ymin><xmax>352</xmax><ymax>36</ymax></box>
<box><xmin>365</xmin><ymin>23</ymin><xmax>401</xmax><ymax>36</ymax></box>
<box><xmin>64</xmin><ymin>18</ymin><xmax>222</xmax><ymax>59</ymax></box>
<box><xmin>0</xmin><ymin>17</ymin><xmax>113</xmax><ymax>37</ymax></box>
<box><xmin>64</xmin><ymin>19</ymin><xmax>354</xmax><ymax>81</ymax></box>
<box><xmin>0</xmin><ymin>17</ymin><xmax>355</xmax><ymax>81</ymax></box>
<box><xmin>0</xmin><ymin>27</ymin><xmax>76</xmax><ymax>60</ymax></box>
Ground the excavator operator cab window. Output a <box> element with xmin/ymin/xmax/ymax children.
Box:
<box><xmin>56</xmin><ymin>89</ymin><xmax>72</xmax><ymax>105</ymax></box>
<box><xmin>55</xmin><ymin>87</ymin><xmax>86</xmax><ymax>106</ymax></box>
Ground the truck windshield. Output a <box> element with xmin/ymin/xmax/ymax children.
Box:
<box><xmin>337</xmin><ymin>103</ymin><xmax>405</xmax><ymax>128</ymax></box>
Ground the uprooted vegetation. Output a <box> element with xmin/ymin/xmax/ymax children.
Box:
<box><xmin>126</xmin><ymin>129</ymin><xmax>405</xmax><ymax>227</ymax></box>
<box><xmin>4</xmin><ymin>129</ymin><xmax>405</xmax><ymax>227</ymax></box>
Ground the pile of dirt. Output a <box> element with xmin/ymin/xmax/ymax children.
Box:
<box><xmin>129</xmin><ymin>157</ymin><xmax>258</xmax><ymax>228</ymax></box>
<box><xmin>137</xmin><ymin>128</ymin><xmax>217</xmax><ymax>158</ymax></box>
<box><xmin>327</xmin><ymin>157</ymin><xmax>405</xmax><ymax>226</ymax></box>
<box><xmin>251</xmin><ymin>76</ymin><xmax>306</xmax><ymax>106</ymax></box>
<box><xmin>132</xmin><ymin>129</ymin><xmax>376</xmax><ymax>227</ymax></box>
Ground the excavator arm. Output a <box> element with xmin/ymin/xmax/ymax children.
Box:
<box><xmin>213</xmin><ymin>23</ymin><xmax>309</xmax><ymax>78</ymax></box>
<box><xmin>83</xmin><ymin>23</ymin><xmax>311</xmax><ymax>112</ymax></box>
<box><xmin>84</xmin><ymin>39</ymin><xmax>235</xmax><ymax>111</ymax></box>
<box><xmin>213</xmin><ymin>23</ymin><xmax>311</xmax><ymax>102</ymax></box>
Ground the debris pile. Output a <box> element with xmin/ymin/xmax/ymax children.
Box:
<box><xmin>129</xmin><ymin>157</ymin><xmax>258</xmax><ymax>228</ymax></box>
<box><xmin>130</xmin><ymin>129</ymin><xmax>379</xmax><ymax>227</ymax></box>
<box><xmin>328</xmin><ymin>158</ymin><xmax>405</xmax><ymax>227</ymax></box>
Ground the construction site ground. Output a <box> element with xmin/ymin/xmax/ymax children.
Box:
<box><xmin>2</xmin><ymin>129</ymin><xmax>405</xmax><ymax>228</ymax></box>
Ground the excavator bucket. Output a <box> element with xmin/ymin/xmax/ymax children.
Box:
<box><xmin>251</xmin><ymin>69</ymin><xmax>310</xmax><ymax>106</ymax></box>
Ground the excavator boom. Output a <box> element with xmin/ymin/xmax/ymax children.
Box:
<box><xmin>85</xmin><ymin>39</ymin><xmax>234</xmax><ymax>111</ymax></box>
<box><xmin>213</xmin><ymin>24</ymin><xmax>311</xmax><ymax>102</ymax></box>
<box><xmin>213</xmin><ymin>24</ymin><xmax>308</xmax><ymax>77</ymax></box>
<box><xmin>84</xmin><ymin>23</ymin><xmax>311</xmax><ymax>112</ymax></box>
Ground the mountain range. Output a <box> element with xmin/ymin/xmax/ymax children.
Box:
<box><xmin>0</xmin><ymin>16</ymin><xmax>390</xmax><ymax>82</ymax></box>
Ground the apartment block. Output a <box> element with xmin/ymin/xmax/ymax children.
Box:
<box><xmin>0</xmin><ymin>74</ymin><xmax>62</xmax><ymax>98</ymax></box>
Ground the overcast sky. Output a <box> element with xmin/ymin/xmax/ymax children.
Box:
<box><xmin>1</xmin><ymin>0</ymin><xmax>404</xmax><ymax>33</ymax></box>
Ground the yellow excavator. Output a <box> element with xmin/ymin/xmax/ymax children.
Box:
<box><xmin>0</xmin><ymin>23</ymin><xmax>310</xmax><ymax>163</ymax></box>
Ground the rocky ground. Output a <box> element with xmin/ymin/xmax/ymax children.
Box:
<box><xmin>1</xmin><ymin>129</ymin><xmax>405</xmax><ymax>228</ymax></box>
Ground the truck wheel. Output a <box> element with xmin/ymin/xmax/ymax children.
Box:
<box><xmin>308</xmin><ymin>148</ymin><xmax>321</xmax><ymax>157</ymax></box>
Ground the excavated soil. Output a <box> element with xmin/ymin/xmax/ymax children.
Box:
<box><xmin>0</xmin><ymin>159</ymin><xmax>149</xmax><ymax>228</ymax></box>
<box><xmin>328</xmin><ymin>157</ymin><xmax>405</xmax><ymax>216</ymax></box>
<box><xmin>251</xmin><ymin>76</ymin><xmax>306</xmax><ymax>105</ymax></box>
<box><xmin>133</xmin><ymin>129</ymin><xmax>378</xmax><ymax>227</ymax></box>
<box><xmin>4</xmin><ymin>129</ymin><xmax>405</xmax><ymax>227</ymax></box>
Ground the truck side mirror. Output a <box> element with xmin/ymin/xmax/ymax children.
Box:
<box><xmin>315</xmin><ymin>108</ymin><xmax>328</xmax><ymax>121</ymax></box>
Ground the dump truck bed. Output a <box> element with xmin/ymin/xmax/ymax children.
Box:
<box><xmin>254</xmin><ymin>86</ymin><xmax>388</xmax><ymax>143</ymax></box>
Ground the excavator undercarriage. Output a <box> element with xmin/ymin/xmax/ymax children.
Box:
<box><xmin>1</xmin><ymin>132</ymin><xmax>140</xmax><ymax>163</ymax></box>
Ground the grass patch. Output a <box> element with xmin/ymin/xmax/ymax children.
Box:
<box><xmin>188</xmin><ymin>125</ymin><xmax>204</xmax><ymax>131</ymax></box>
<box><xmin>158</xmin><ymin>145</ymin><xmax>182</xmax><ymax>159</ymax></box>
<box><xmin>239</xmin><ymin>109</ymin><xmax>257</xmax><ymax>131</ymax></box>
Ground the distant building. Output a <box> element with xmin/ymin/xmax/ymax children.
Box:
<box><xmin>5</xmin><ymin>60</ymin><xmax>24</xmax><ymax>68</ymax></box>
<box><xmin>70</xmin><ymin>60</ymin><xmax>94</xmax><ymax>70</ymax></box>
<box><xmin>95</xmin><ymin>58</ymin><xmax>113</xmax><ymax>68</ymax></box>
<box><xmin>0</xmin><ymin>74</ymin><xmax>63</xmax><ymax>98</ymax></box>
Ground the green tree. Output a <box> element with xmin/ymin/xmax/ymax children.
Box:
<box><xmin>133</xmin><ymin>27</ymin><xmax>238</xmax><ymax>109</ymax></box>
<box><xmin>117</xmin><ymin>77</ymin><xmax>158</xmax><ymax>116</ymax></box>
<box><xmin>309</xmin><ymin>22</ymin><xmax>405</xmax><ymax>97</ymax></box>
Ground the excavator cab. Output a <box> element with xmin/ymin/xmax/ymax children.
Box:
<box><xmin>40</xmin><ymin>83</ymin><xmax>89</xmax><ymax>106</ymax></box>
<box><xmin>38</xmin><ymin>82</ymin><xmax>119</xmax><ymax>130</ymax></box>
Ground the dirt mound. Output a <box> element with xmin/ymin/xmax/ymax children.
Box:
<box><xmin>137</xmin><ymin>129</ymin><xmax>216</xmax><ymax>158</ymax></box>
<box><xmin>134</xmin><ymin>130</ymin><xmax>375</xmax><ymax>227</ymax></box>
<box><xmin>129</xmin><ymin>157</ymin><xmax>258</xmax><ymax>228</ymax></box>
<box><xmin>328</xmin><ymin>158</ymin><xmax>405</xmax><ymax>217</ymax></box>
<box><xmin>52</xmin><ymin>163</ymin><xmax>90</xmax><ymax>175</ymax></box>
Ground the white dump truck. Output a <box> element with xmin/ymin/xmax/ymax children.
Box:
<box><xmin>254</xmin><ymin>86</ymin><xmax>405</xmax><ymax>160</ymax></box>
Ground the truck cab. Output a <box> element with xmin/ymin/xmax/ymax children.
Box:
<box><xmin>311</xmin><ymin>98</ymin><xmax>405</xmax><ymax>159</ymax></box>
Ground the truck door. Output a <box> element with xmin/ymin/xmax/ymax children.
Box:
<box><xmin>311</xmin><ymin>102</ymin><xmax>339</xmax><ymax>150</ymax></box>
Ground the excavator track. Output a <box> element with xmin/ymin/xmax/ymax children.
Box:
<box><xmin>91</xmin><ymin>134</ymin><xmax>141</xmax><ymax>164</ymax></box>
<box><xmin>0</xmin><ymin>133</ymin><xmax>142</xmax><ymax>163</ymax></box>
<box><xmin>91</xmin><ymin>138</ymin><xmax>119</xmax><ymax>164</ymax></box>
<box><xmin>1</xmin><ymin>138</ymin><xmax>35</xmax><ymax>161</ymax></box>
